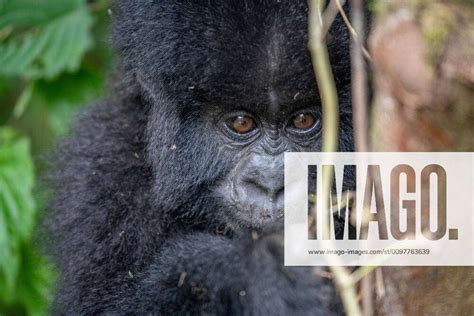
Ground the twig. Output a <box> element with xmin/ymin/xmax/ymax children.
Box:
<box><xmin>335</xmin><ymin>0</ymin><xmax>372</xmax><ymax>61</ymax></box>
<box><xmin>350</xmin><ymin>0</ymin><xmax>369</xmax><ymax>153</ymax></box>
<box><xmin>309</xmin><ymin>5</ymin><xmax>339</xmax><ymax>156</ymax></box>
<box><xmin>350</xmin><ymin>0</ymin><xmax>372</xmax><ymax>313</ymax></box>
<box><xmin>322</xmin><ymin>0</ymin><xmax>346</xmax><ymax>36</ymax></box>
<box><xmin>375</xmin><ymin>268</ymin><xmax>386</xmax><ymax>298</ymax></box>
<box><xmin>351</xmin><ymin>265</ymin><xmax>378</xmax><ymax>285</ymax></box>
<box><xmin>308</xmin><ymin>1</ymin><xmax>362</xmax><ymax>316</ymax></box>
<box><xmin>361</xmin><ymin>273</ymin><xmax>374</xmax><ymax>316</ymax></box>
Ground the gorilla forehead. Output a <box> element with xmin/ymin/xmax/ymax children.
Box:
<box><xmin>116</xmin><ymin>1</ymin><xmax>351</xmax><ymax>113</ymax></box>
<box><xmin>180</xmin><ymin>1</ymin><xmax>316</xmax><ymax>107</ymax></box>
<box><xmin>114</xmin><ymin>0</ymin><xmax>324</xmax><ymax>112</ymax></box>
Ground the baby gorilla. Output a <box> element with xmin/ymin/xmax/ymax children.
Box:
<box><xmin>50</xmin><ymin>0</ymin><xmax>353</xmax><ymax>314</ymax></box>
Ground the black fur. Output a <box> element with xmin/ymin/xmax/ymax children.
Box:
<box><xmin>50</xmin><ymin>1</ymin><xmax>352</xmax><ymax>314</ymax></box>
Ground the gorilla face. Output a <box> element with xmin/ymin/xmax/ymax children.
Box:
<box><xmin>116</xmin><ymin>0</ymin><xmax>352</xmax><ymax>229</ymax></box>
<box><xmin>209</xmin><ymin>103</ymin><xmax>323</xmax><ymax>227</ymax></box>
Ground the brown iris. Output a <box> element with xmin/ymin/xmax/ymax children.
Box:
<box><xmin>292</xmin><ymin>113</ymin><xmax>316</xmax><ymax>130</ymax></box>
<box><xmin>230</xmin><ymin>115</ymin><xmax>255</xmax><ymax>134</ymax></box>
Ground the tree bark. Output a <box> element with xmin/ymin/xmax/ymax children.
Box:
<box><xmin>369</xmin><ymin>1</ymin><xmax>474</xmax><ymax>315</ymax></box>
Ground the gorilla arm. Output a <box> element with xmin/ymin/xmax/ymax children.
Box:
<box><xmin>118</xmin><ymin>231</ymin><xmax>336</xmax><ymax>315</ymax></box>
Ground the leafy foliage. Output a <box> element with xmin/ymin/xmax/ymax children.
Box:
<box><xmin>0</xmin><ymin>128</ymin><xmax>36</xmax><ymax>297</ymax></box>
<box><xmin>0</xmin><ymin>0</ymin><xmax>114</xmax><ymax>314</ymax></box>
<box><xmin>0</xmin><ymin>0</ymin><xmax>93</xmax><ymax>79</ymax></box>
<box><xmin>0</xmin><ymin>128</ymin><xmax>54</xmax><ymax>316</ymax></box>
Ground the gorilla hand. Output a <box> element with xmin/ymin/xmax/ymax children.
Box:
<box><xmin>122</xmin><ymin>231</ymin><xmax>339</xmax><ymax>315</ymax></box>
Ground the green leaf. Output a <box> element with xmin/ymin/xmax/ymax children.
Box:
<box><xmin>36</xmin><ymin>66</ymin><xmax>104</xmax><ymax>105</ymax></box>
<box><xmin>0</xmin><ymin>0</ymin><xmax>93</xmax><ymax>79</ymax></box>
<box><xmin>11</xmin><ymin>243</ymin><xmax>55</xmax><ymax>316</ymax></box>
<box><xmin>0</xmin><ymin>128</ymin><xmax>36</xmax><ymax>301</ymax></box>
<box><xmin>0</xmin><ymin>0</ymin><xmax>85</xmax><ymax>29</ymax></box>
<box><xmin>35</xmin><ymin>66</ymin><xmax>106</xmax><ymax>136</ymax></box>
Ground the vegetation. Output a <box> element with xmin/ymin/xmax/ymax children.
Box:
<box><xmin>1</xmin><ymin>0</ymin><xmax>472</xmax><ymax>315</ymax></box>
<box><xmin>0</xmin><ymin>0</ymin><xmax>113</xmax><ymax>314</ymax></box>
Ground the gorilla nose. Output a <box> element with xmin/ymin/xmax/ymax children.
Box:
<box><xmin>234</xmin><ymin>154</ymin><xmax>285</xmax><ymax>221</ymax></box>
<box><xmin>244</xmin><ymin>173</ymin><xmax>284</xmax><ymax>202</ymax></box>
<box><xmin>241</xmin><ymin>173</ymin><xmax>284</xmax><ymax>221</ymax></box>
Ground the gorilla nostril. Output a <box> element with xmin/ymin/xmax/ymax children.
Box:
<box><xmin>244</xmin><ymin>176</ymin><xmax>283</xmax><ymax>200</ymax></box>
<box><xmin>268</xmin><ymin>184</ymin><xmax>284</xmax><ymax>201</ymax></box>
<box><xmin>275</xmin><ymin>186</ymin><xmax>284</xmax><ymax>199</ymax></box>
<box><xmin>243</xmin><ymin>177</ymin><xmax>267</xmax><ymax>194</ymax></box>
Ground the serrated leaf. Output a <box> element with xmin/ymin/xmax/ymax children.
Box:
<box><xmin>0</xmin><ymin>0</ymin><xmax>84</xmax><ymax>29</ymax></box>
<box><xmin>0</xmin><ymin>0</ymin><xmax>93</xmax><ymax>79</ymax></box>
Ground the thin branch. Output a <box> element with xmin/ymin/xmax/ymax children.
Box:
<box><xmin>322</xmin><ymin>0</ymin><xmax>346</xmax><ymax>36</ymax></box>
<box><xmin>350</xmin><ymin>0</ymin><xmax>369</xmax><ymax>153</ymax></box>
<box><xmin>308</xmin><ymin>1</ymin><xmax>362</xmax><ymax>316</ymax></box>
<box><xmin>351</xmin><ymin>265</ymin><xmax>378</xmax><ymax>285</ymax></box>
<box><xmin>360</xmin><ymin>275</ymin><xmax>374</xmax><ymax>316</ymax></box>
<box><xmin>350</xmin><ymin>1</ymin><xmax>371</xmax><ymax>314</ymax></box>
<box><xmin>375</xmin><ymin>268</ymin><xmax>386</xmax><ymax>298</ymax></box>
<box><xmin>309</xmin><ymin>6</ymin><xmax>339</xmax><ymax>155</ymax></box>
<box><xmin>335</xmin><ymin>0</ymin><xmax>372</xmax><ymax>61</ymax></box>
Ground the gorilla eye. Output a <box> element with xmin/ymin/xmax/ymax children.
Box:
<box><xmin>228</xmin><ymin>115</ymin><xmax>256</xmax><ymax>134</ymax></box>
<box><xmin>291</xmin><ymin>112</ymin><xmax>316</xmax><ymax>130</ymax></box>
